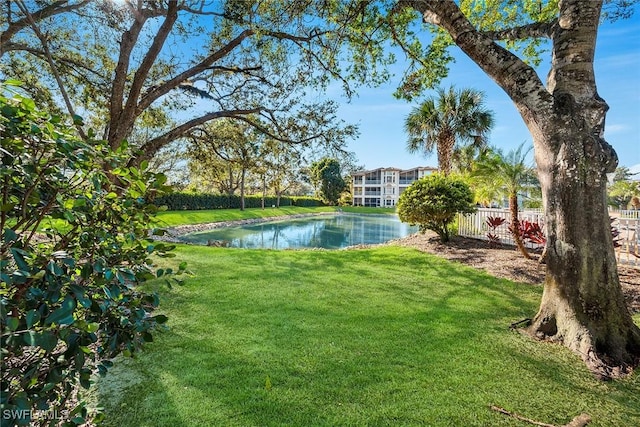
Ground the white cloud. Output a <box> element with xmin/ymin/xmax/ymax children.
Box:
<box><xmin>605</xmin><ymin>124</ymin><xmax>632</xmax><ymax>134</ymax></box>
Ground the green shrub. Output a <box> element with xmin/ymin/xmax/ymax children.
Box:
<box><xmin>397</xmin><ymin>173</ymin><xmax>476</xmax><ymax>242</ymax></box>
<box><xmin>154</xmin><ymin>193</ymin><xmax>324</xmax><ymax>210</ymax></box>
<box><xmin>0</xmin><ymin>83</ymin><xmax>183</xmax><ymax>426</ymax></box>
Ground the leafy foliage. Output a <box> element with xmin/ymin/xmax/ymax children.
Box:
<box><xmin>485</xmin><ymin>216</ymin><xmax>507</xmax><ymax>247</ymax></box>
<box><xmin>405</xmin><ymin>86</ymin><xmax>494</xmax><ymax>175</ymax></box>
<box><xmin>471</xmin><ymin>143</ymin><xmax>538</xmax><ymax>259</ymax></box>
<box><xmin>309</xmin><ymin>158</ymin><xmax>346</xmax><ymax>206</ymax></box>
<box><xmin>397</xmin><ymin>174</ymin><xmax>476</xmax><ymax>242</ymax></box>
<box><xmin>0</xmin><ymin>84</ymin><xmax>182</xmax><ymax>426</ymax></box>
<box><xmin>515</xmin><ymin>220</ymin><xmax>547</xmax><ymax>246</ymax></box>
<box><xmin>607</xmin><ymin>167</ymin><xmax>640</xmax><ymax>209</ymax></box>
<box><xmin>154</xmin><ymin>193</ymin><xmax>324</xmax><ymax>211</ymax></box>
<box><xmin>0</xmin><ymin>1</ymin><xmax>364</xmax><ymax>165</ymax></box>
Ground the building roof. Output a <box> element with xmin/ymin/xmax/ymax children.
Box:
<box><xmin>352</xmin><ymin>166</ymin><xmax>437</xmax><ymax>176</ymax></box>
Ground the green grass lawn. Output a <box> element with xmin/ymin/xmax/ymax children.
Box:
<box><xmin>154</xmin><ymin>206</ymin><xmax>395</xmax><ymax>227</ymax></box>
<box><xmin>93</xmin><ymin>244</ymin><xmax>640</xmax><ymax>426</ymax></box>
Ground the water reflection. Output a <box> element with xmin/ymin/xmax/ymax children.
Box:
<box><xmin>180</xmin><ymin>214</ymin><xmax>417</xmax><ymax>249</ymax></box>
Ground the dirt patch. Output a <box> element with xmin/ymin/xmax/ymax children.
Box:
<box><xmin>392</xmin><ymin>231</ymin><xmax>640</xmax><ymax>314</ymax></box>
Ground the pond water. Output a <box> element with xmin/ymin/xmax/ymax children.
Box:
<box><xmin>179</xmin><ymin>213</ymin><xmax>418</xmax><ymax>249</ymax></box>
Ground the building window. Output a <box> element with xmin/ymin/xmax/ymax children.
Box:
<box><xmin>364</xmin><ymin>197</ymin><xmax>380</xmax><ymax>207</ymax></box>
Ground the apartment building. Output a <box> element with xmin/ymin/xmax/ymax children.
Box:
<box><xmin>352</xmin><ymin>166</ymin><xmax>437</xmax><ymax>207</ymax></box>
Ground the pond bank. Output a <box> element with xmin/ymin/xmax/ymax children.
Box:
<box><xmin>156</xmin><ymin>212</ymin><xmax>337</xmax><ymax>243</ymax></box>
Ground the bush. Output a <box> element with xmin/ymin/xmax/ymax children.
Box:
<box><xmin>0</xmin><ymin>83</ymin><xmax>183</xmax><ymax>426</ymax></box>
<box><xmin>397</xmin><ymin>173</ymin><xmax>476</xmax><ymax>242</ymax></box>
<box><xmin>153</xmin><ymin>193</ymin><xmax>324</xmax><ymax>210</ymax></box>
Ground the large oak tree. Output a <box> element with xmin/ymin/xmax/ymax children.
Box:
<box><xmin>377</xmin><ymin>0</ymin><xmax>639</xmax><ymax>377</ymax></box>
<box><xmin>0</xmin><ymin>0</ymin><xmax>368</xmax><ymax>165</ymax></box>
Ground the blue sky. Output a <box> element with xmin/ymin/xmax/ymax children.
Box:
<box><xmin>335</xmin><ymin>14</ymin><xmax>640</xmax><ymax>172</ymax></box>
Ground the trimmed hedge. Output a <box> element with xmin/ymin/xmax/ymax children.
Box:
<box><xmin>154</xmin><ymin>192</ymin><xmax>325</xmax><ymax>210</ymax></box>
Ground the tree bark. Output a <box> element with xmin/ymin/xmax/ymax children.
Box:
<box><xmin>437</xmin><ymin>130</ymin><xmax>454</xmax><ymax>175</ymax></box>
<box><xmin>240</xmin><ymin>166</ymin><xmax>246</xmax><ymax>211</ymax></box>
<box><xmin>527</xmin><ymin>122</ymin><xmax>640</xmax><ymax>378</ymax></box>
<box><xmin>410</xmin><ymin>0</ymin><xmax>640</xmax><ymax>376</ymax></box>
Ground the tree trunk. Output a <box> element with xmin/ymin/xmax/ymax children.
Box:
<box><xmin>509</xmin><ymin>193</ymin><xmax>532</xmax><ymax>259</ymax></box>
<box><xmin>409</xmin><ymin>0</ymin><xmax>640</xmax><ymax>377</ymax></box>
<box><xmin>437</xmin><ymin>131</ymin><xmax>454</xmax><ymax>175</ymax></box>
<box><xmin>240</xmin><ymin>167</ymin><xmax>246</xmax><ymax>211</ymax></box>
<box><xmin>261</xmin><ymin>174</ymin><xmax>266</xmax><ymax>210</ymax></box>
<box><xmin>525</xmin><ymin>127</ymin><xmax>640</xmax><ymax>378</ymax></box>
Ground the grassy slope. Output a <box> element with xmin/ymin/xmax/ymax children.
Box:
<box><xmin>95</xmin><ymin>245</ymin><xmax>640</xmax><ymax>427</ymax></box>
<box><xmin>154</xmin><ymin>206</ymin><xmax>395</xmax><ymax>227</ymax></box>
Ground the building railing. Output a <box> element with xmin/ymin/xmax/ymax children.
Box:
<box><xmin>365</xmin><ymin>180</ymin><xmax>381</xmax><ymax>185</ymax></box>
<box><xmin>399</xmin><ymin>179</ymin><xmax>415</xmax><ymax>185</ymax></box>
<box><xmin>364</xmin><ymin>191</ymin><xmax>381</xmax><ymax>196</ymax></box>
<box><xmin>457</xmin><ymin>208</ymin><xmax>639</xmax><ymax>266</ymax></box>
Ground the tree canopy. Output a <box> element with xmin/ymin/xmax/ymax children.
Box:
<box><xmin>0</xmin><ymin>0</ymin><xmax>366</xmax><ymax>165</ymax></box>
<box><xmin>309</xmin><ymin>158</ymin><xmax>346</xmax><ymax>205</ymax></box>
<box><xmin>405</xmin><ymin>86</ymin><xmax>494</xmax><ymax>175</ymax></box>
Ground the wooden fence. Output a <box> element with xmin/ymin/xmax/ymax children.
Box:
<box><xmin>457</xmin><ymin>208</ymin><xmax>640</xmax><ymax>266</ymax></box>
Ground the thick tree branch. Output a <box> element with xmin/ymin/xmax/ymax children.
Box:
<box><xmin>14</xmin><ymin>0</ymin><xmax>86</xmax><ymax>139</ymax></box>
<box><xmin>400</xmin><ymin>0</ymin><xmax>554</xmax><ymax>128</ymax></box>
<box><xmin>108</xmin><ymin>3</ymin><xmax>168</xmax><ymax>143</ymax></box>
<box><xmin>482</xmin><ymin>20</ymin><xmax>558</xmax><ymax>41</ymax></box>
<box><xmin>122</xmin><ymin>0</ymin><xmax>179</xmax><ymax>135</ymax></box>
<box><xmin>131</xmin><ymin>108</ymin><xmax>262</xmax><ymax>166</ymax></box>
<box><xmin>137</xmin><ymin>28</ymin><xmax>256</xmax><ymax>115</ymax></box>
<box><xmin>109</xmin><ymin>13</ymin><xmax>147</xmax><ymax>143</ymax></box>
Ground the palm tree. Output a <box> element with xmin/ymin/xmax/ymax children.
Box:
<box><xmin>471</xmin><ymin>142</ymin><xmax>537</xmax><ymax>259</ymax></box>
<box><xmin>405</xmin><ymin>86</ymin><xmax>494</xmax><ymax>175</ymax></box>
<box><xmin>472</xmin><ymin>143</ymin><xmax>538</xmax><ymax>259</ymax></box>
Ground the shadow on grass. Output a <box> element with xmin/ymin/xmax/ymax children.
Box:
<box><xmin>96</xmin><ymin>246</ymin><xmax>639</xmax><ymax>426</ymax></box>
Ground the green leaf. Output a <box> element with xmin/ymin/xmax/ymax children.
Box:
<box><xmin>46</xmin><ymin>296</ymin><xmax>76</xmax><ymax>325</ymax></box>
<box><xmin>153</xmin><ymin>314</ymin><xmax>168</xmax><ymax>324</ymax></box>
<box><xmin>1</xmin><ymin>202</ymin><xmax>16</xmax><ymax>212</ymax></box>
<box><xmin>26</xmin><ymin>309</ymin><xmax>41</xmax><ymax>328</ymax></box>
<box><xmin>47</xmin><ymin>260</ymin><xmax>63</xmax><ymax>276</ymax></box>
<box><xmin>22</xmin><ymin>330</ymin><xmax>57</xmax><ymax>352</ymax></box>
<box><xmin>6</xmin><ymin>316</ymin><xmax>19</xmax><ymax>331</ymax></box>
<box><xmin>20</xmin><ymin>97</ymin><xmax>36</xmax><ymax>111</ymax></box>
<box><xmin>3</xmin><ymin>227</ymin><xmax>17</xmax><ymax>243</ymax></box>
<box><xmin>38</xmin><ymin>331</ymin><xmax>58</xmax><ymax>352</ymax></box>
<box><xmin>23</xmin><ymin>330</ymin><xmax>39</xmax><ymax>346</ymax></box>
<box><xmin>10</xmin><ymin>248</ymin><xmax>30</xmax><ymax>272</ymax></box>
